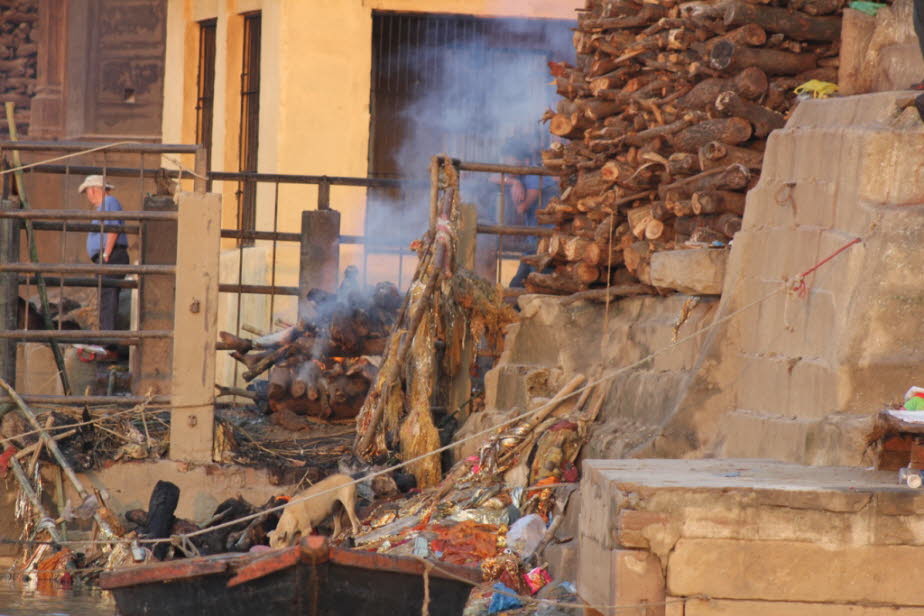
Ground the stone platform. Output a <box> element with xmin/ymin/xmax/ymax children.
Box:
<box><xmin>579</xmin><ymin>459</ymin><xmax>924</xmax><ymax>615</ymax></box>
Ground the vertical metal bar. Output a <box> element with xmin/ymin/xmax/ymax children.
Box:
<box><xmin>0</xmin><ymin>199</ymin><xmax>18</xmax><ymax>386</ymax></box>
<box><xmin>194</xmin><ymin>144</ymin><xmax>208</xmax><ymax>193</ymax></box>
<box><xmin>317</xmin><ymin>178</ymin><xmax>330</xmax><ymax>211</ymax></box>
<box><xmin>234</xmin><ymin>185</ymin><xmax>244</xmax><ymax>386</ymax></box>
<box><xmin>269</xmin><ymin>181</ymin><xmax>279</xmax><ymax>331</ymax></box>
<box><xmin>497</xmin><ymin>172</ymin><xmax>505</xmax><ymax>285</ymax></box>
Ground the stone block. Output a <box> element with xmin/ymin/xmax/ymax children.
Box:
<box><xmin>650</xmin><ymin>249</ymin><xmax>727</xmax><ymax>295</ymax></box>
<box><xmin>720</xmin><ymin>410</ymin><xmax>808</xmax><ymax>462</ymax></box>
<box><xmin>667</xmin><ymin>538</ymin><xmax>924</xmax><ymax>604</ymax></box>
<box><xmin>684</xmin><ymin>598</ymin><xmax>924</xmax><ymax>615</ymax></box>
<box><xmin>611</xmin><ymin>549</ymin><xmax>665</xmax><ymax>616</ymax></box>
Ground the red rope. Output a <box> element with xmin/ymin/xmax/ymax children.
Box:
<box><xmin>789</xmin><ymin>237</ymin><xmax>861</xmax><ymax>298</ymax></box>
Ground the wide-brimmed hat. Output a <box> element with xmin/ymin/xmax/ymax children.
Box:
<box><xmin>77</xmin><ymin>175</ymin><xmax>114</xmax><ymax>194</ymax></box>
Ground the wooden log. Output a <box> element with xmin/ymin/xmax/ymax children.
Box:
<box><xmin>665</xmin><ymin>195</ymin><xmax>694</xmax><ymax>217</ymax></box>
<box><xmin>589</xmin><ymin>67</ymin><xmax>636</xmax><ymax>96</ymax></box>
<box><xmin>571</xmin><ymin>169</ymin><xmax>615</xmax><ymax>200</ymax></box>
<box><xmin>704</xmin><ymin>23</ymin><xmax>767</xmax><ymax>51</ymax></box>
<box><xmin>624</xmin><ymin>115</ymin><xmax>699</xmax><ymax>147</ymax></box>
<box><xmin>714</xmin><ymin>90</ymin><xmax>785</xmax><ymax>137</ymax></box>
<box><xmin>645</xmin><ymin>217</ymin><xmax>676</xmax><ymax>241</ymax></box>
<box><xmin>697</xmin><ymin>141</ymin><xmax>763</xmax><ymax>171</ymax></box>
<box><xmin>660</xmin><ymin>163</ymin><xmax>750</xmax><ymax>197</ymax></box>
<box><xmin>583</xmin><ymin>242</ymin><xmax>625</xmax><ymax>266</ymax></box>
<box><xmin>790</xmin><ymin>0</ymin><xmax>845</xmax><ymax>15</ymax></box>
<box><xmin>268</xmin><ymin>365</ymin><xmax>292</xmax><ymax>400</ymax></box>
<box><xmin>677</xmin><ymin>66</ymin><xmax>768</xmax><ymax>108</ymax></box>
<box><xmin>559</xmin><ymin>261</ymin><xmax>604</xmax><ymax>284</ymax></box>
<box><xmin>562</xmin><ymin>235</ymin><xmax>596</xmax><ymax>262</ymax></box>
<box><xmin>580</xmin><ymin>4</ymin><xmax>669</xmax><ymax>30</ymax></box>
<box><xmin>524</xmin><ymin>271</ymin><xmax>586</xmax><ymax>295</ymax></box>
<box><xmin>288</xmin><ymin>360</ymin><xmax>316</xmax><ymax>399</ymax></box>
<box><xmin>671</xmin><ymin>117</ymin><xmax>752</xmax><ymax>153</ymax></box>
<box><xmin>576</xmin><ymin>97</ymin><xmax>623</xmax><ymax>121</ymax></box>
<box><xmin>550</xmin><ymin>113</ymin><xmax>590</xmax><ymax>139</ymax></box>
<box><xmin>710</xmin><ymin>40</ymin><xmax>817</xmax><ymax>75</ymax></box>
<box><xmin>691</xmin><ymin>190</ymin><xmax>747</xmax><ymax>215</ymax></box>
<box><xmin>668</xmin><ymin>152</ymin><xmax>700</xmax><ymax>175</ymax></box>
<box><xmin>724</xmin><ymin>2</ymin><xmax>841</xmax><ymax>41</ymax></box>
<box><xmin>674</xmin><ymin>212</ymin><xmax>743</xmax><ymax>237</ymax></box>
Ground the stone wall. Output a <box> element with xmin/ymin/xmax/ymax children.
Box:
<box><xmin>579</xmin><ymin>459</ymin><xmax>924</xmax><ymax>615</ymax></box>
<box><xmin>454</xmin><ymin>292</ymin><xmax>719</xmax><ymax>462</ymax></box>
<box><xmin>650</xmin><ymin>91</ymin><xmax>924</xmax><ymax>466</ymax></box>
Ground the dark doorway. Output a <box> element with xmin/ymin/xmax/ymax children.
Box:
<box><xmin>367</xmin><ymin>12</ymin><xmax>574</xmax><ymax>242</ymax></box>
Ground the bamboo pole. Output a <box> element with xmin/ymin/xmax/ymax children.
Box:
<box><xmin>3</xmin><ymin>102</ymin><xmax>71</xmax><ymax>395</ymax></box>
<box><xmin>0</xmin><ymin>431</ymin><xmax>64</xmax><ymax>544</ymax></box>
<box><xmin>0</xmin><ymin>377</ymin><xmax>115</xmax><ymax>538</ymax></box>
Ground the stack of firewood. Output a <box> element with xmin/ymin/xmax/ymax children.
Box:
<box><xmin>0</xmin><ymin>0</ymin><xmax>37</xmax><ymax>134</ymax></box>
<box><xmin>529</xmin><ymin>0</ymin><xmax>841</xmax><ymax>294</ymax></box>
<box><xmin>219</xmin><ymin>270</ymin><xmax>402</xmax><ymax>426</ymax></box>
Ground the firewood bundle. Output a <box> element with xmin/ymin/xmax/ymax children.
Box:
<box><xmin>0</xmin><ymin>0</ymin><xmax>37</xmax><ymax>134</ymax></box>
<box><xmin>219</xmin><ymin>270</ymin><xmax>402</xmax><ymax>425</ymax></box>
<box><xmin>532</xmin><ymin>0</ymin><xmax>842</xmax><ymax>294</ymax></box>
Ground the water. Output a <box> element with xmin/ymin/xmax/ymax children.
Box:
<box><xmin>0</xmin><ymin>581</ymin><xmax>114</xmax><ymax>616</ymax></box>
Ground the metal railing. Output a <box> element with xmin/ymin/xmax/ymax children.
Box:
<box><xmin>0</xmin><ymin>141</ymin><xmax>205</xmax><ymax>407</ymax></box>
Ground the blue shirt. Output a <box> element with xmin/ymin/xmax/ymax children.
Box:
<box><xmin>86</xmin><ymin>195</ymin><xmax>128</xmax><ymax>258</ymax></box>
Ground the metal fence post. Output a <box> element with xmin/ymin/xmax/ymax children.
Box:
<box><xmin>0</xmin><ymin>199</ymin><xmax>19</xmax><ymax>386</ymax></box>
<box><xmin>169</xmin><ymin>191</ymin><xmax>220</xmax><ymax>463</ymax></box>
<box><xmin>193</xmin><ymin>145</ymin><xmax>208</xmax><ymax>193</ymax></box>
<box><xmin>134</xmin><ymin>195</ymin><xmax>177</xmax><ymax>397</ymax></box>
<box><xmin>298</xmin><ymin>209</ymin><xmax>340</xmax><ymax>320</ymax></box>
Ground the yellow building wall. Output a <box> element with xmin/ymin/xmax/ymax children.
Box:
<box><xmin>162</xmin><ymin>0</ymin><xmax>577</xmax><ymax>385</ymax></box>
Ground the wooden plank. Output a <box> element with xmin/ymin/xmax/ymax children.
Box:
<box><xmin>169</xmin><ymin>191</ymin><xmax>220</xmax><ymax>463</ymax></box>
<box><xmin>329</xmin><ymin>547</ymin><xmax>482</xmax><ymax>585</ymax></box>
<box><xmin>99</xmin><ymin>554</ymin><xmax>240</xmax><ymax>589</ymax></box>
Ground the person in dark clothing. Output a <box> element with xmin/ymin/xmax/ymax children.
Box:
<box><xmin>500</xmin><ymin>140</ymin><xmax>557</xmax><ymax>288</ymax></box>
<box><xmin>80</xmin><ymin>175</ymin><xmax>128</xmax><ymax>356</ymax></box>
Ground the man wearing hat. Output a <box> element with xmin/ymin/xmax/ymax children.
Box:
<box><xmin>79</xmin><ymin>175</ymin><xmax>128</xmax><ymax>345</ymax></box>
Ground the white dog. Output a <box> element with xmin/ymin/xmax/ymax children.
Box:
<box><xmin>267</xmin><ymin>474</ymin><xmax>362</xmax><ymax>548</ymax></box>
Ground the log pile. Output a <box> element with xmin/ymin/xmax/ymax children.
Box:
<box><xmin>532</xmin><ymin>0</ymin><xmax>842</xmax><ymax>294</ymax></box>
<box><xmin>0</xmin><ymin>0</ymin><xmax>37</xmax><ymax>135</ymax></box>
<box><xmin>219</xmin><ymin>269</ymin><xmax>402</xmax><ymax>429</ymax></box>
